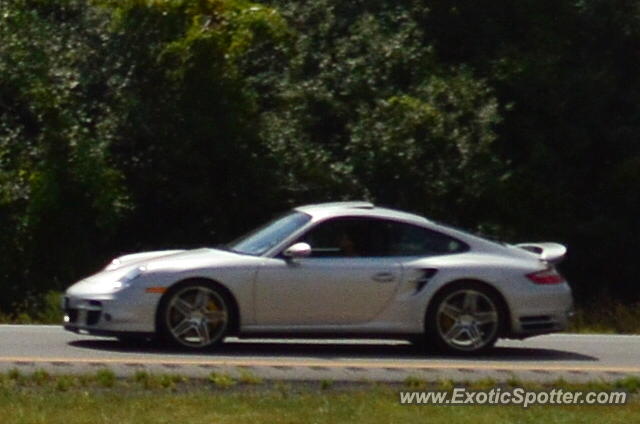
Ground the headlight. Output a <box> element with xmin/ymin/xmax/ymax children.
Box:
<box><xmin>110</xmin><ymin>266</ymin><xmax>146</xmax><ymax>292</ymax></box>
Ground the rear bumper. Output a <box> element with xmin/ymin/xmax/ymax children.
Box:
<box><xmin>507</xmin><ymin>310</ymin><xmax>573</xmax><ymax>339</ymax></box>
<box><xmin>506</xmin><ymin>282</ymin><xmax>573</xmax><ymax>338</ymax></box>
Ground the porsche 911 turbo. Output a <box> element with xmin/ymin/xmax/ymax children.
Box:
<box><xmin>63</xmin><ymin>201</ymin><xmax>573</xmax><ymax>354</ymax></box>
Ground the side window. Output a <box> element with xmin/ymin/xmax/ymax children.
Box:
<box><xmin>297</xmin><ymin>217</ymin><xmax>467</xmax><ymax>258</ymax></box>
<box><xmin>386</xmin><ymin>222</ymin><xmax>468</xmax><ymax>256</ymax></box>
<box><xmin>298</xmin><ymin>218</ymin><xmax>388</xmax><ymax>257</ymax></box>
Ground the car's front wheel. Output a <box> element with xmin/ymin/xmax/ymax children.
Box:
<box><xmin>426</xmin><ymin>282</ymin><xmax>504</xmax><ymax>355</ymax></box>
<box><xmin>158</xmin><ymin>282</ymin><xmax>230</xmax><ymax>349</ymax></box>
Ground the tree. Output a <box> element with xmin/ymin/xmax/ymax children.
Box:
<box><xmin>257</xmin><ymin>0</ymin><xmax>502</xmax><ymax>223</ymax></box>
<box><xmin>0</xmin><ymin>0</ymin><xmax>128</xmax><ymax>309</ymax></box>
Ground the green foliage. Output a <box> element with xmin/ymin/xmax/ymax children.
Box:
<box><xmin>0</xmin><ymin>0</ymin><xmax>639</xmax><ymax>311</ymax></box>
<box><xmin>616</xmin><ymin>377</ymin><xmax>640</xmax><ymax>394</ymax></box>
<box><xmin>569</xmin><ymin>297</ymin><xmax>640</xmax><ymax>334</ymax></box>
<box><xmin>415</xmin><ymin>0</ymin><xmax>640</xmax><ymax>298</ymax></box>
<box><xmin>31</xmin><ymin>369</ymin><xmax>51</xmax><ymax>386</ymax></box>
<box><xmin>0</xmin><ymin>0</ymin><xmax>129</xmax><ymax>308</ymax></box>
<box><xmin>237</xmin><ymin>370</ymin><xmax>263</xmax><ymax>385</ymax></box>
<box><xmin>347</xmin><ymin>78</ymin><xmax>500</xmax><ymax>217</ymax></box>
<box><xmin>0</xmin><ymin>0</ymin><xmax>291</xmax><ymax>310</ymax></box>
<box><xmin>256</xmin><ymin>0</ymin><xmax>501</xmax><ymax>218</ymax></box>
<box><xmin>97</xmin><ymin>0</ymin><xmax>290</xmax><ymax>247</ymax></box>
<box><xmin>320</xmin><ymin>379</ymin><xmax>334</xmax><ymax>390</ymax></box>
<box><xmin>95</xmin><ymin>369</ymin><xmax>116</xmax><ymax>388</ymax></box>
<box><xmin>1</xmin><ymin>376</ymin><xmax>640</xmax><ymax>424</ymax></box>
<box><xmin>55</xmin><ymin>375</ymin><xmax>76</xmax><ymax>392</ymax></box>
<box><xmin>132</xmin><ymin>371</ymin><xmax>184</xmax><ymax>389</ymax></box>
<box><xmin>403</xmin><ymin>376</ymin><xmax>427</xmax><ymax>390</ymax></box>
<box><xmin>209</xmin><ymin>372</ymin><xmax>237</xmax><ymax>388</ymax></box>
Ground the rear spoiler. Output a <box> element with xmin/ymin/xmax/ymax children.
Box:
<box><xmin>515</xmin><ymin>242</ymin><xmax>567</xmax><ymax>264</ymax></box>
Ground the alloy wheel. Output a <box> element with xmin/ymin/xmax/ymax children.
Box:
<box><xmin>435</xmin><ymin>289</ymin><xmax>499</xmax><ymax>352</ymax></box>
<box><xmin>165</xmin><ymin>285</ymin><xmax>228</xmax><ymax>348</ymax></box>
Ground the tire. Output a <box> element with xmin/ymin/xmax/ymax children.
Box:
<box><xmin>425</xmin><ymin>282</ymin><xmax>504</xmax><ymax>355</ymax></box>
<box><xmin>157</xmin><ymin>281</ymin><xmax>231</xmax><ymax>349</ymax></box>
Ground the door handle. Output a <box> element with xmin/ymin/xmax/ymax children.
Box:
<box><xmin>372</xmin><ymin>272</ymin><xmax>395</xmax><ymax>283</ymax></box>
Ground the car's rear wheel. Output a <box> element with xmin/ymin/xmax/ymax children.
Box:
<box><xmin>159</xmin><ymin>282</ymin><xmax>230</xmax><ymax>349</ymax></box>
<box><xmin>426</xmin><ymin>282</ymin><xmax>503</xmax><ymax>355</ymax></box>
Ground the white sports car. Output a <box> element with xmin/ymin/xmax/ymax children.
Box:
<box><xmin>63</xmin><ymin>201</ymin><xmax>573</xmax><ymax>354</ymax></box>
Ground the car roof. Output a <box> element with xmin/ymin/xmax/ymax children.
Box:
<box><xmin>291</xmin><ymin>201</ymin><xmax>518</xmax><ymax>257</ymax></box>
<box><xmin>294</xmin><ymin>201</ymin><xmax>431</xmax><ymax>225</ymax></box>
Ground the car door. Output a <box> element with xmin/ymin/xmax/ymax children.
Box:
<box><xmin>254</xmin><ymin>217</ymin><xmax>403</xmax><ymax>326</ymax></box>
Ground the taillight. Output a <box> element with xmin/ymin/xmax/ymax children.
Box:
<box><xmin>526</xmin><ymin>268</ymin><xmax>565</xmax><ymax>284</ymax></box>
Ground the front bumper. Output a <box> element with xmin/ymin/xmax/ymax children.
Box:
<box><xmin>62</xmin><ymin>291</ymin><xmax>158</xmax><ymax>335</ymax></box>
<box><xmin>64</xmin><ymin>324</ymin><xmax>154</xmax><ymax>339</ymax></box>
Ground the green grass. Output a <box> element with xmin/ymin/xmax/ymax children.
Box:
<box><xmin>568</xmin><ymin>298</ymin><xmax>640</xmax><ymax>334</ymax></box>
<box><xmin>0</xmin><ymin>371</ymin><xmax>639</xmax><ymax>423</ymax></box>
<box><xmin>1</xmin><ymin>388</ymin><xmax>638</xmax><ymax>424</ymax></box>
<box><xmin>0</xmin><ymin>291</ymin><xmax>63</xmax><ymax>324</ymax></box>
<box><xmin>209</xmin><ymin>372</ymin><xmax>237</xmax><ymax>389</ymax></box>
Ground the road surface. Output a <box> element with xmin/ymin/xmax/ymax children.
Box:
<box><xmin>1</xmin><ymin>325</ymin><xmax>639</xmax><ymax>382</ymax></box>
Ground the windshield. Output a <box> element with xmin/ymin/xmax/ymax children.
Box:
<box><xmin>228</xmin><ymin>211</ymin><xmax>311</xmax><ymax>256</ymax></box>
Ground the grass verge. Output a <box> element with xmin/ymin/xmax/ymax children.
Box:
<box><xmin>568</xmin><ymin>297</ymin><xmax>640</xmax><ymax>334</ymax></box>
<box><xmin>0</xmin><ymin>291</ymin><xmax>63</xmax><ymax>324</ymax></box>
<box><xmin>0</xmin><ymin>370</ymin><xmax>639</xmax><ymax>423</ymax></box>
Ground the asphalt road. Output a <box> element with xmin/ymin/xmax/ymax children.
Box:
<box><xmin>1</xmin><ymin>325</ymin><xmax>639</xmax><ymax>382</ymax></box>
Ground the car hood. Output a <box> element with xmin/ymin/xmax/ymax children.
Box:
<box><xmin>67</xmin><ymin>248</ymin><xmax>248</xmax><ymax>296</ymax></box>
<box><xmin>105</xmin><ymin>248</ymin><xmax>247</xmax><ymax>272</ymax></box>
<box><xmin>103</xmin><ymin>249</ymin><xmax>187</xmax><ymax>271</ymax></box>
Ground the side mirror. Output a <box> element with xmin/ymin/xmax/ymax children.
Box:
<box><xmin>283</xmin><ymin>242</ymin><xmax>312</xmax><ymax>260</ymax></box>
